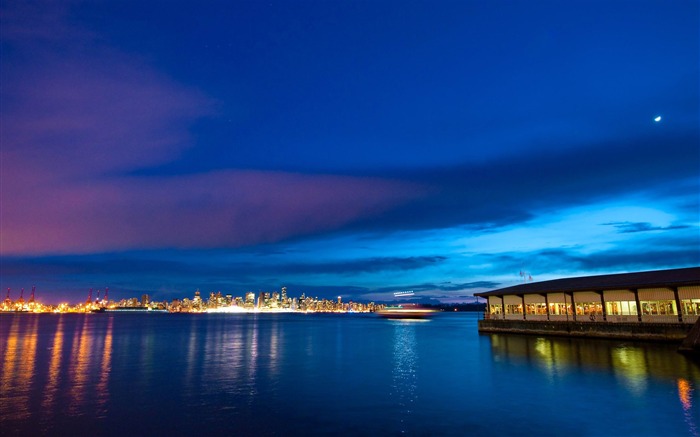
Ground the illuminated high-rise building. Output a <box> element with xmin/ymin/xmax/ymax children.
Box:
<box><xmin>245</xmin><ymin>292</ymin><xmax>255</xmax><ymax>308</ymax></box>
<box><xmin>193</xmin><ymin>290</ymin><xmax>202</xmax><ymax>309</ymax></box>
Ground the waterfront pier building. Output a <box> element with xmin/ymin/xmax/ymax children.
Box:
<box><xmin>475</xmin><ymin>267</ymin><xmax>700</xmax><ymax>341</ymax></box>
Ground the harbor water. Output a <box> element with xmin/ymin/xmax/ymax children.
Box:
<box><xmin>1</xmin><ymin>312</ymin><xmax>699</xmax><ymax>436</ymax></box>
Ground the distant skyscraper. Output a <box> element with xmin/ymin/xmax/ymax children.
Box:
<box><xmin>141</xmin><ymin>294</ymin><xmax>150</xmax><ymax>306</ymax></box>
<box><xmin>245</xmin><ymin>292</ymin><xmax>255</xmax><ymax>308</ymax></box>
<box><xmin>193</xmin><ymin>290</ymin><xmax>202</xmax><ymax>309</ymax></box>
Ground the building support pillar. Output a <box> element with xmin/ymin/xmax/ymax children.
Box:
<box><xmin>501</xmin><ymin>296</ymin><xmax>505</xmax><ymax>320</ymax></box>
<box><xmin>521</xmin><ymin>294</ymin><xmax>526</xmax><ymax>320</ymax></box>
<box><xmin>570</xmin><ymin>292</ymin><xmax>577</xmax><ymax>322</ymax></box>
<box><xmin>673</xmin><ymin>287</ymin><xmax>683</xmax><ymax>323</ymax></box>
<box><xmin>598</xmin><ymin>290</ymin><xmax>607</xmax><ymax>322</ymax></box>
<box><xmin>543</xmin><ymin>293</ymin><xmax>550</xmax><ymax>321</ymax></box>
<box><xmin>634</xmin><ymin>289</ymin><xmax>642</xmax><ymax>322</ymax></box>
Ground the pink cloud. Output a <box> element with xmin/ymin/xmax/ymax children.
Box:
<box><xmin>0</xmin><ymin>55</ymin><xmax>426</xmax><ymax>254</ymax></box>
<box><xmin>0</xmin><ymin>4</ymin><xmax>427</xmax><ymax>255</ymax></box>
<box><xmin>1</xmin><ymin>170</ymin><xmax>424</xmax><ymax>254</ymax></box>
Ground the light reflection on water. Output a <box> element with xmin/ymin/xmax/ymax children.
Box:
<box><xmin>1</xmin><ymin>313</ymin><xmax>699</xmax><ymax>436</ymax></box>
<box><xmin>1</xmin><ymin>316</ymin><xmax>20</xmax><ymax>403</ymax></box>
<box><xmin>41</xmin><ymin>316</ymin><xmax>63</xmax><ymax>419</ymax></box>
<box><xmin>679</xmin><ymin>378</ymin><xmax>699</xmax><ymax>437</ymax></box>
<box><xmin>391</xmin><ymin>319</ymin><xmax>420</xmax><ymax>433</ymax></box>
<box><xmin>95</xmin><ymin>317</ymin><xmax>113</xmax><ymax>417</ymax></box>
<box><xmin>1</xmin><ymin>315</ymin><xmax>38</xmax><ymax>422</ymax></box>
<box><xmin>68</xmin><ymin>316</ymin><xmax>91</xmax><ymax>416</ymax></box>
<box><xmin>247</xmin><ymin>316</ymin><xmax>259</xmax><ymax>402</ymax></box>
<box><xmin>490</xmin><ymin>334</ymin><xmax>700</xmax><ymax>382</ymax></box>
<box><xmin>488</xmin><ymin>333</ymin><xmax>700</xmax><ymax>435</ymax></box>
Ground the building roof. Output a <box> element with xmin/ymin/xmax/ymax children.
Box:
<box><xmin>474</xmin><ymin>267</ymin><xmax>700</xmax><ymax>297</ymax></box>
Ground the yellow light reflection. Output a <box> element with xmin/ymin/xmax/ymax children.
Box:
<box><xmin>611</xmin><ymin>348</ymin><xmax>648</xmax><ymax>396</ymax></box>
<box><xmin>42</xmin><ymin>316</ymin><xmax>65</xmax><ymax>415</ymax></box>
<box><xmin>19</xmin><ymin>316</ymin><xmax>39</xmax><ymax>386</ymax></box>
<box><xmin>533</xmin><ymin>337</ymin><xmax>560</xmax><ymax>382</ymax></box>
<box><xmin>69</xmin><ymin>315</ymin><xmax>92</xmax><ymax>415</ymax></box>
<box><xmin>1</xmin><ymin>316</ymin><xmax>21</xmax><ymax>420</ymax></box>
<box><xmin>0</xmin><ymin>316</ymin><xmax>39</xmax><ymax>422</ymax></box>
<box><xmin>96</xmin><ymin>316</ymin><xmax>113</xmax><ymax>416</ymax></box>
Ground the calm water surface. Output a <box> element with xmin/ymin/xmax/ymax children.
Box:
<box><xmin>1</xmin><ymin>312</ymin><xmax>699</xmax><ymax>436</ymax></box>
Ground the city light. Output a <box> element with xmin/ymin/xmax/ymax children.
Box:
<box><xmin>0</xmin><ymin>287</ymin><xmax>381</xmax><ymax>314</ymax></box>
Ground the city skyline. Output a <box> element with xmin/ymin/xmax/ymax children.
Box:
<box><xmin>1</xmin><ymin>284</ymin><xmax>384</xmax><ymax>313</ymax></box>
<box><xmin>1</xmin><ymin>1</ymin><xmax>698</xmax><ymax>304</ymax></box>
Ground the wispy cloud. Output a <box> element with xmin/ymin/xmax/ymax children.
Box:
<box><xmin>602</xmin><ymin>221</ymin><xmax>690</xmax><ymax>234</ymax></box>
<box><xmin>354</xmin><ymin>133</ymin><xmax>699</xmax><ymax>234</ymax></box>
<box><xmin>2</xmin><ymin>253</ymin><xmax>448</xmax><ymax>279</ymax></box>
<box><xmin>481</xmin><ymin>232</ymin><xmax>700</xmax><ymax>279</ymax></box>
<box><xmin>1</xmin><ymin>170</ymin><xmax>424</xmax><ymax>254</ymax></box>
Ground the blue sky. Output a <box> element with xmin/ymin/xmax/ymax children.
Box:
<box><xmin>1</xmin><ymin>0</ymin><xmax>698</xmax><ymax>304</ymax></box>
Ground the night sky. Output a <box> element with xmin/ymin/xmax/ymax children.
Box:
<box><xmin>1</xmin><ymin>0</ymin><xmax>698</xmax><ymax>304</ymax></box>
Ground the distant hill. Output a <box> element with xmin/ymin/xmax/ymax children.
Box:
<box><xmin>423</xmin><ymin>302</ymin><xmax>486</xmax><ymax>312</ymax></box>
